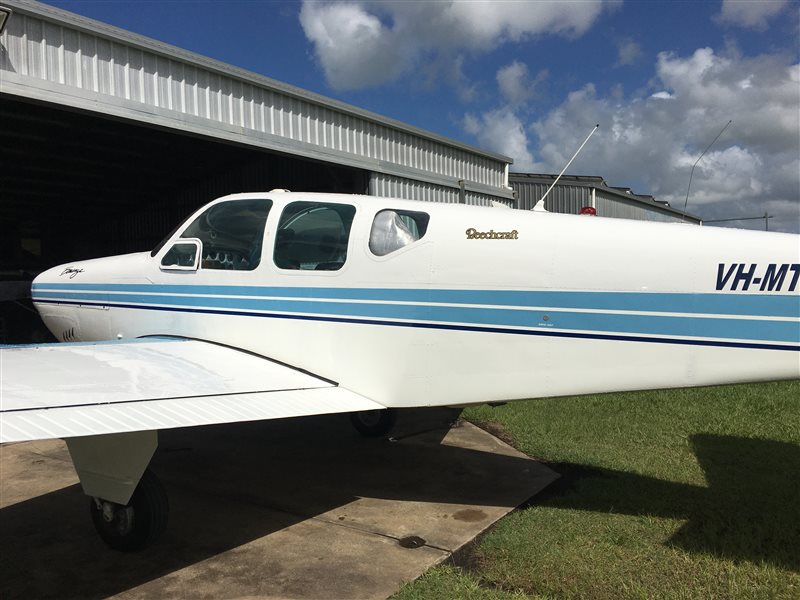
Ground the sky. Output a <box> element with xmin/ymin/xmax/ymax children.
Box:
<box><xmin>44</xmin><ymin>0</ymin><xmax>800</xmax><ymax>233</ymax></box>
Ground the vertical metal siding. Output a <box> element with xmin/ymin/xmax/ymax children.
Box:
<box><xmin>371</xmin><ymin>173</ymin><xmax>459</xmax><ymax>204</ymax></box>
<box><xmin>510</xmin><ymin>180</ymin><xmax>688</xmax><ymax>222</ymax></box>
<box><xmin>2</xmin><ymin>7</ymin><xmax>510</xmax><ymax>195</ymax></box>
<box><xmin>511</xmin><ymin>181</ymin><xmax>591</xmax><ymax>213</ymax></box>
<box><xmin>595</xmin><ymin>193</ymin><xmax>682</xmax><ymax>222</ymax></box>
<box><xmin>369</xmin><ymin>173</ymin><xmax>503</xmax><ymax>207</ymax></box>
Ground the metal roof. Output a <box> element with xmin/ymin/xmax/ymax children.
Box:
<box><xmin>1</xmin><ymin>0</ymin><xmax>515</xmax><ymax>207</ymax></box>
<box><xmin>1</xmin><ymin>0</ymin><xmax>512</xmax><ymax>165</ymax></box>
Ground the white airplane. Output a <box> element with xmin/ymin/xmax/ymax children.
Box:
<box><xmin>1</xmin><ymin>190</ymin><xmax>798</xmax><ymax>551</ymax></box>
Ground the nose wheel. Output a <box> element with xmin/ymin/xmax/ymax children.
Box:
<box><xmin>89</xmin><ymin>469</ymin><xmax>169</xmax><ymax>552</ymax></box>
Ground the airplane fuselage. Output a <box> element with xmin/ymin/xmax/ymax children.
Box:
<box><xmin>31</xmin><ymin>192</ymin><xmax>800</xmax><ymax>408</ymax></box>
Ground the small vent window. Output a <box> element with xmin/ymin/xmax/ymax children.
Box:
<box><xmin>160</xmin><ymin>241</ymin><xmax>200</xmax><ymax>270</ymax></box>
<box><xmin>180</xmin><ymin>199</ymin><xmax>272</xmax><ymax>271</ymax></box>
<box><xmin>369</xmin><ymin>210</ymin><xmax>430</xmax><ymax>256</ymax></box>
<box><xmin>273</xmin><ymin>202</ymin><xmax>356</xmax><ymax>271</ymax></box>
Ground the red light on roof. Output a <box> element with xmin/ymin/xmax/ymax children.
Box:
<box><xmin>580</xmin><ymin>206</ymin><xmax>597</xmax><ymax>216</ymax></box>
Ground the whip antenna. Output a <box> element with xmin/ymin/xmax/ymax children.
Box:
<box><xmin>683</xmin><ymin>119</ymin><xmax>733</xmax><ymax>218</ymax></box>
<box><xmin>533</xmin><ymin>124</ymin><xmax>599</xmax><ymax>211</ymax></box>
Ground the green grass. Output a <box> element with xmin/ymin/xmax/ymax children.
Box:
<box><xmin>395</xmin><ymin>380</ymin><xmax>800</xmax><ymax>600</ymax></box>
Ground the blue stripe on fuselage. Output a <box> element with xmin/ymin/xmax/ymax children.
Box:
<box><xmin>31</xmin><ymin>282</ymin><xmax>800</xmax><ymax>318</ymax></box>
<box><xmin>31</xmin><ymin>289</ymin><xmax>800</xmax><ymax>344</ymax></box>
<box><xmin>28</xmin><ymin>298</ymin><xmax>799</xmax><ymax>352</ymax></box>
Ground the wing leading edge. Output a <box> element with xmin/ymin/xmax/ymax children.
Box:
<box><xmin>0</xmin><ymin>337</ymin><xmax>384</xmax><ymax>443</ymax></box>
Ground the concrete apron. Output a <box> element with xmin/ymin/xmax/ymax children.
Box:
<box><xmin>0</xmin><ymin>410</ymin><xmax>558</xmax><ymax>599</ymax></box>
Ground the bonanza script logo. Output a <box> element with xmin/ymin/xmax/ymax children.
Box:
<box><xmin>465</xmin><ymin>228</ymin><xmax>519</xmax><ymax>240</ymax></box>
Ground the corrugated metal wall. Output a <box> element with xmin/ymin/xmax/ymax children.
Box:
<box><xmin>594</xmin><ymin>192</ymin><xmax>682</xmax><ymax>223</ymax></box>
<box><xmin>369</xmin><ymin>173</ymin><xmax>507</xmax><ymax>207</ymax></box>
<box><xmin>512</xmin><ymin>181</ymin><xmax>591</xmax><ymax>213</ymax></box>
<box><xmin>1</xmin><ymin>2</ymin><xmax>512</xmax><ymax>202</ymax></box>
<box><xmin>370</xmin><ymin>173</ymin><xmax>459</xmax><ymax>204</ymax></box>
<box><xmin>512</xmin><ymin>180</ymin><xmax>688</xmax><ymax>222</ymax></box>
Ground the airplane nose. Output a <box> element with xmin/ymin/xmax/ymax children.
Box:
<box><xmin>32</xmin><ymin>268</ymin><xmax>50</xmax><ymax>296</ymax></box>
<box><xmin>32</xmin><ymin>269</ymin><xmax>46</xmax><ymax>289</ymax></box>
<box><xmin>31</xmin><ymin>266</ymin><xmax>83</xmax><ymax>342</ymax></box>
<box><xmin>31</xmin><ymin>266</ymin><xmax>56</xmax><ymax>310</ymax></box>
<box><xmin>32</xmin><ymin>264</ymin><xmax>63</xmax><ymax>293</ymax></box>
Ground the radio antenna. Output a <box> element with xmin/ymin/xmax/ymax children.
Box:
<box><xmin>533</xmin><ymin>124</ymin><xmax>599</xmax><ymax>212</ymax></box>
<box><xmin>683</xmin><ymin>119</ymin><xmax>733</xmax><ymax>218</ymax></box>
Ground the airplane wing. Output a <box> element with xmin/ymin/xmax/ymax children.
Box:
<box><xmin>0</xmin><ymin>337</ymin><xmax>385</xmax><ymax>443</ymax></box>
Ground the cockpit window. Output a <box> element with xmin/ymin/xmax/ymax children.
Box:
<box><xmin>273</xmin><ymin>201</ymin><xmax>356</xmax><ymax>271</ymax></box>
<box><xmin>369</xmin><ymin>210</ymin><xmax>430</xmax><ymax>256</ymax></box>
<box><xmin>180</xmin><ymin>199</ymin><xmax>272</xmax><ymax>270</ymax></box>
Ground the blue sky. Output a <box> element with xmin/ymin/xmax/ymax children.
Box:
<box><xmin>45</xmin><ymin>1</ymin><xmax>799</xmax><ymax>232</ymax></box>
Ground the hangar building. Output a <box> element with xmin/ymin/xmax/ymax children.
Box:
<box><xmin>0</xmin><ymin>0</ymin><xmax>518</xmax><ymax>341</ymax></box>
<box><xmin>0</xmin><ymin>0</ymin><xmax>514</xmax><ymax>282</ymax></box>
<box><xmin>510</xmin><ymin>173</ymin><xmax>702</xmax><ymax>224</ymax></box>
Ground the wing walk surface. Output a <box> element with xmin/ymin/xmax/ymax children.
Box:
<box><xmin>0</xmin><ymin>338</ymin><xmax>383</xmax><ymax>443</ymax></box>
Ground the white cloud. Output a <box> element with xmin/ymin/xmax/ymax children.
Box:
<box><xmin>496</xmin><ymin>61</ymin><xmax>548</xmax><ymax>105</ymax></box>
<box><xmin>520</xmin><ymin>48</ymin><xmax>799</xmax><ymax>232</ymax></box>
<box><xmin>300</xmin><ymin>0</ymin><xmax>613</xmax><ymax>90</ymax></box>
<box><xmin>298</xmin><ymin>2</ymin><xmax>409</xmax><ymax>89</ymax></box>
<box><xmin>463</xmin><ymin>113</ymin><xmax>481</xmax><ymax>136</ymax></box>
<box><xmin>460</xmin><ymin>61</ymin><xmax>547</xmax><ymax>168</ymax></box>
<box><xmin>437</xmin><ymin>0</ymin><xmax>609</xmax><ymax>44</ymax></box>
<box><xmin>616</xmin><ymin>39</ymin><xmax>642</xmax><ymax>66</ymax></box>
<box><xmin>463</xmin><ymin>108</ymin><xmax>535</xmax><ymax>171</ymax></box>
<box><xmin>416</xmin><ymin>53</ymin><xmax>482</xmax><ymax>102</ymax></box>
<box><xmin>716</xmin><ymin>0</ymin><xmax>789</xmax><ymax>30</ymax></box>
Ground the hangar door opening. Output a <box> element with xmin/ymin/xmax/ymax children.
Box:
<box><xmin>0</xmin><ymin>96</ymin><xmax>368</xmax><ymax>342</ymax></box>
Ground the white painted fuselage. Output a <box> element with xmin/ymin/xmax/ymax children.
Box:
<box><xmin>31</xmin><ymin>192</ymin><xmax>800</xmax><ymax>409</ymax></box>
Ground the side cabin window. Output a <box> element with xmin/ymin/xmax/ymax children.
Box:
<box><xmin>274</xmin><ymin>201</ymin><xmax>356</xmax><ymax>271</ymax></box>
<box><xmin>369</xmin><ymin>210</ymin><xmax>430</xmax><ymax>256</ymax></box>
<box><xmin>180</xmin><ymin>199</ymin><xmax>272</xmax><ymax>270</ymax></box>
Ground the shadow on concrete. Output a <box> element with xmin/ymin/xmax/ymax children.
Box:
<box><xmin>533</xmin><ymin>434</ymin><xmax>800</xmax><ymax>571</ymax></box>
<box><xmin>0</xmin><ymin>409</ymin><xmax>550</xmax><ymax>599</ymax></box>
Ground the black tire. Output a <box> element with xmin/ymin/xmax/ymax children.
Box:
<box><xmin>90</xmin><ymin>468</ymin><xmax>169</xmax><ymax>552</ymax></box>
<box><xmin>350</xmin><ymin>409</ymin><xmax>396</xmax><ymax>437</ymax></box>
